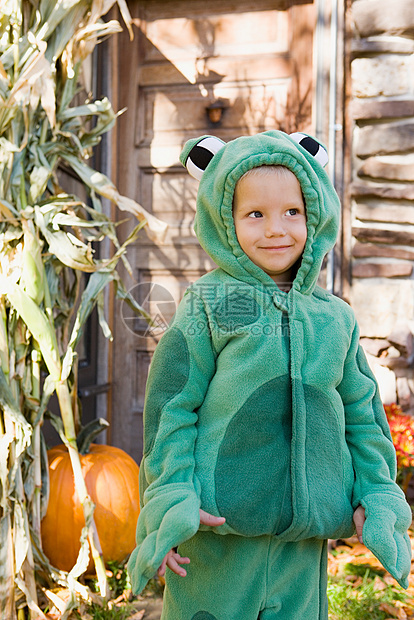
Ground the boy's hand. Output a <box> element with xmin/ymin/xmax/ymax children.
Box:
<box><xmin>157</xmin><ymin>510</ymin><xmax>225</xmax><ymax>578</ymax></box>
<box><xmin>353</xmin><ymin>505</ymin><xmax>366</xmax><ymax>543</ymax></box>
<box><xmin>157</xmin><ymin>548</ymin><xmax>190</xmax><ymax>578</ymax></box>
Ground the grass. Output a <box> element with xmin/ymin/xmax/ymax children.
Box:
<box><xmin>327</xmin><ymin>534</ymin><xmax>414</xmax><ymax>620</ymax></box>
<box><xmin>74</xmin><ymin>602</ymin><xmax>134</xmax><ymax>620</ymax></box>
<box><xmin>328</xmin><ymin>564</ymin><xmax>408</xmax><ymax>620</ymax></box>
<box><xmin>78</xmin><ymin>564</ymin><xmax>163</xmax><ymax>620</ymax></box>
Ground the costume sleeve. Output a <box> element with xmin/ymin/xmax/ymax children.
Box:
<box><xmin>337</xmin><ymin>320</ymin><xmax>412</xmax><ymax>589</ymax></box>
<box><xmin>127</xmin><ymin>291</ymin><xmax>217</xmax><ymax>595</ymax></box>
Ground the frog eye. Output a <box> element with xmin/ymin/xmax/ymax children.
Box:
<box><xmin>185</xmin><ymin>136</ymin><xmax>225</xmax><ymax>181</ymax></box>
<box><xmin>289</xmin><ymin>132</ymin><xmax>329</xmax><ymax>168</ymax></box>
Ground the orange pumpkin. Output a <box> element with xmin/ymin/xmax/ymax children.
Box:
<box><xmin>41</xmin><ymin>443</ymin><xmax>140</xmax><ymax>573</ymax></box>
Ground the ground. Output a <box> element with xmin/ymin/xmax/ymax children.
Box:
<box><xmin>127</xmin><ymin>597</ymin><xmax>163</xmax><ymax>620</ymax></box>
<box><xmin>102</xmin><ymin>529</ymin><xmax>414</xmax><ymax>620</ymax></box>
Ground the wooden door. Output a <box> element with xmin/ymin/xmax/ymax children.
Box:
<box><xmin>110</xmin><ymin>0</ymin><xmax>315</xmax><ymax>460</ymax></box>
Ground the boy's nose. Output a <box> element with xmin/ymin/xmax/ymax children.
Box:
<box><xmin>265</xmin><ymin>217</ymin><xmax>286</xmax><ymax>237</ymax></box>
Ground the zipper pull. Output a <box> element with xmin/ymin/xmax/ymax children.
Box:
<box><xmin>272</xmin><ymin>292</ymin><xmax>288</xmax><ymax>313</ymax></box>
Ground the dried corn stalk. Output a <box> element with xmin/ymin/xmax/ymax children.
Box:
<box><xmin>0</xmin><ymin>1</ymin><xmax>167</xmax><ymax>617</ymax></box>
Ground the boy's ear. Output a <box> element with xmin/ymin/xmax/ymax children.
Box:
<box><xmin>180</xmin><ymin>136</ymin><xmax>226</xmax><ymax>181</ymax></box>
<box><xmin>289</xmin><ymin>132</ymin><xmax>329</xmax><ymax>168</ymax></box>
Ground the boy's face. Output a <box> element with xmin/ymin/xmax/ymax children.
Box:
<box><xmin>233</xmin><ymin>169</ymin><xmax>307</xmax><ymax>286</ymax></box>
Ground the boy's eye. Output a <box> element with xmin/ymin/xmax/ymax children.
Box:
<box><xmin>248</xmin><ymin>211</ymin><xmax>263</xmax><ymax>218</ymax></box>
<box><xmin>287</xmin><ymin>208</ymin><xmax>299</xmax><ymax>216</ymax></box>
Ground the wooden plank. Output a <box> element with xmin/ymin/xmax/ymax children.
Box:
<box><xmin>356</xmin><ymin>122</ymin><xmax>414</xmax><ymax>158</ymax></box>
<box><xmin>286</xmin><ymin>2</ymin><xmax>315</xmax><ymax>133</ymax></box>
<box><xmin>352</xmin><ymin>0</ymin><xmax>414</xmax><ymax>38</ymax></box>
<box><xmin>353</xmin><ymin>242</ymin><xmax>414</xmax><ymax>261</ymax></box>
<box><xmin>352</xmin><ymin>262</ymin><xmax>413</xmax><ymax>278</ymax></box>
<box><xmin>360</xmin><ymin>337</ymin><xmax>391</xmax><ymax>356</ymax></box>
<box><xmin>138</xmin><ymin>55</ymin><xmax>292</xmax><ymax>86</ymax></box>
<box><xmin>141</xmin><ymin>10</ymin><xmax>289</xmax><ymax>62</ymax></box>
<box><xmin>352</xmin><ymin>226</ymin><xmax>414</xmax><ymax>245</ymax></box>
<box><xmin>135</xmin><ymin>244</ymin><xmax>216</xmax><ymax>272</ymax></box>
<box><xmin>352</xmin><ymin>182</ymin><xmax>414</xmax><ymax>201</ymax></box>
<box><xmin>140</xmin><ymin>0</ymin><xmax>296</xmax><ymax>21</ymax></box>
<box><xmin>352</xmin><ymin>99</ymin><xmax>414</xmax><ymax>120</ymax></box>
<box><xmin>357</xmin><ymin>157</ymin><xmax>414</xmax><ymax>182</ymax></box>
<box><xmin>136</xmin><ymin>81</ymin><xmax>289</xmax><ymax>148</ymax></box>
<box><xmin>352</xmin><ymin>39</ymin><xmax>414</xmax><ymax>55</ymax></box>
<box><xmin>104</xmin><ymin>6</ymin><xmax>121</xmax><ymax>443</ymax></box>
<box><xmin>355</xmin><ymin>204</ymin><xmax>414</xmax><ymax>225</ymax></box>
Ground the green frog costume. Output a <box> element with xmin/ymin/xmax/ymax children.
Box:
<box><xmin>127</xmin><ymin>131</ymin><xmax>412</xmax><ymax>619</ymax></box>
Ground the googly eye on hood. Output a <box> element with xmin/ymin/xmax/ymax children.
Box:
<box><xmin>180</xmin><ymin>130</ymin><xmax>341</xmax><ymax>295</ymax></box>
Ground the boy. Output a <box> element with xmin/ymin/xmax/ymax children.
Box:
<box><xmin>128</xmin><ymin>131</ymin><xmax>412</xmax><ymax>619</ymax></box>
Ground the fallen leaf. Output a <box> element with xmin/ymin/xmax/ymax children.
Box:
<box><xmin>373</xmin><ymin>576</ymin><xmax>388</xmax><ymax>591</ymax></box>
<box><xmin>128</xmin><ymin>611</ymin><xmax>145</xmax><ymax>620</ymax></box>
<box><xmin>349</xmin><ymin>543</ymin><xmax>369</xmax><ymax>555</ymax></box>
<box><xmin>385</xmin><ymin>575</ymin><xmax>398</xmax><ymax>585</ymax></box>
<box><xmin>333</xmin><ymin>545</ymin><xmax>354</xmax><ymax>554</ymax></box>
<box><xmin>348</xmin><ymin>555</ymin><xmax>383</xmax><ymax>568</ymax></box>
<box><xmin>379</xmin><ymin>602</ymin><xmax>407</xmax><ymax>619</ymax></box>
<box><xmin>379</xmin><ymin>602</ymin><xmax>399</xmax><ymax>616</ymax></box>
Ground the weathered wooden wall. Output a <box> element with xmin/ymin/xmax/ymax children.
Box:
<box><xmin>346</xmin><ymin>0</ymin><xmax>414</xmax><ymax>409</ymax></box>
<box><xmin>109</xmin><ymin>0</ymin><xmax>316</xmax><ymax>459</ymax></box>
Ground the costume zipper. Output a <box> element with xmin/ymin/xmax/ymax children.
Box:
<box><xmin>272</xmin><ymin>293</ymin><xmax>294</xmax><ymax>535</ymax></box>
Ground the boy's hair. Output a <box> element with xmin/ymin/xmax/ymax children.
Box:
<box><xmin>234</xmin><ymin>165</ymin><xmax>306</xmax><ymax>208</ymax></box>
<box><xmin>238</xmin><ymin>164</ymin><xmax>295</xmax><ymax>183</ymax></box>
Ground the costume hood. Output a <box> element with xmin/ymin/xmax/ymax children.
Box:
<box><xmin>180</xmin><ymin>130</ymin><xmax>341</xmax><ymax>295</ymax></box>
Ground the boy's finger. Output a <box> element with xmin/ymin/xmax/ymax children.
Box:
<box><xmin>167</xmin><ymin>555</ymin><xmax>189</xmax><ymax>577</ymax></box>
<box><xmin>172</xmin><ymin>552</ymin><xmax>190</xmax><ymax>565</ymax></box>
<box><xmin>354</xmin><ymin>517</ymin><xmax>363</xmax><ymax>539</ymax></box>
<box><xmin>199</xmin><ymin>509</ymin><xmax>226</xmax><ymax>527</ymax></box>
<box><xmin>157</xmin><ymin>556</ymin><xmax>168</xmax><ymax>577</ymax></box>
<box><xmin>352</xmin><ymin>506</ymin><xmax>366</xmax><ymax>543</ymax></box>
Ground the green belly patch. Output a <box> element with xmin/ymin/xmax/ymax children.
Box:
<box><xmin>215</xmin><ymin>375</ymin><xmax>292</xmax><ymax>536</ymax></box>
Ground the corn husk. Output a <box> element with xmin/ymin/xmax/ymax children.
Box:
<box><xmin>0</xmin><ymin>0</ymin><xmax>167</xmax><ymax>615</ymax></box>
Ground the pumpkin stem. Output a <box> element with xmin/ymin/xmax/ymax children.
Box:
<box><xmin>77</xmin><ymin>418</ymin><xmax>110</xmax><ymax>455</ymax></box>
